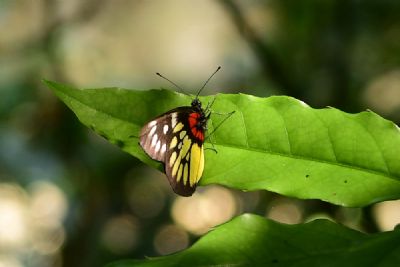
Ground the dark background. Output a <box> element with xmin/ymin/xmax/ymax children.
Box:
<box><xmin>0</xmin><ymin>1</ymin><xmax>399</xmax><ymax>266</ymax></box>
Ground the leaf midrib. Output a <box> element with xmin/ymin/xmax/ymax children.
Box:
<box><xmin>212</xmin><ymin>142</ymin><xmax>398</xmax><ymax>182</ymax></box>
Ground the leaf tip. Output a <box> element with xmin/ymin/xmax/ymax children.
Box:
<box><xmin>42</xmin><ymin>78</ymin><xmax>52</xmax><ymax>86</ymax></box>
<box><xmin>42</xmin><ymin>79</ymin><xmax>59</xmax><ymax>90</ymax></box>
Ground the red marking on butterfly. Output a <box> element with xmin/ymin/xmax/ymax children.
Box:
<box><xmin>188</xmin><ymin>112</ymin><xmax>205</xmax><ymax>142</ymax></box>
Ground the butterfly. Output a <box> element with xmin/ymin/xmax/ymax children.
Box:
<box><xmin>139</xmin><ymin>67</ymin><xmax>233</xmax><ymax>196</ymax></box>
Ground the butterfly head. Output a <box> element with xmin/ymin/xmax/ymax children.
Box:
<box><xmin>191</xmin><ymin>98</ymin><xmax>202</xmax><ymax>111</ymax></box>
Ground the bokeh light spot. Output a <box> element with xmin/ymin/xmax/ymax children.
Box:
<box><xmin>373</xmin><ymin>200</ymin><xmax>400</xmax><ymax>231</ymax></box>
<box><xmin>29</xmin><ymin>181</ymin><xmax>68</xmax><ymax>228</ymax></box>
<box><xmin>266</xmin><ymin>198</ymin><xmax>302</xmax><ymax>224</ymax></box>
<box><xmin>0</xmin><ymin>183</ymin><xmax>28</xmax><ymax>249</ymax></box>
<box><xmin>154</xmin><ymin>224</ymin><xmax>189</xmax><ymax>255</ymax></box>
<box><xmin>171</xmin><ymin>186</ymin><xmax>236</xmax><ymax>235</ymax></box>
<box><xmin>0</xmin><ymin>255</ymin><xmax>23</xmax><ymax>267</ymax></box>
<box><xmin>32</xmin><ymin>223</ymin><xmax>66</xmax><ymax>255</ymax></box>
<box><xmin>126</xmin><ymin>169</ymin><xmax>167</xmax><ymax>219</ymax></box>
<box><xmin>101</xmin><ymin>214</ymin><xmax>139</xmax><ymax>254</ymax></box>
<box><xmin>364</xmin><ymin>70</ymin><xmax>400</xmax><ymax>114</ymax></box>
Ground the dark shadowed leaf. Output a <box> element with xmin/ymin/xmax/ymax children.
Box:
<box><xmin>106</xmin><ymin>214</ymin><xmax>400</xmax><ymax>267</ymax></box>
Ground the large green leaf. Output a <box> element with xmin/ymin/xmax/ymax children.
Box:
<box><xmin>44</xmin><ymin>80</ymin><xmax>400</xmax><ymax>207</ymax></box>
<box><xmin>106</xmin><ymin>214</ymin><xmax>400</xmax><ymax>267</ymax></box>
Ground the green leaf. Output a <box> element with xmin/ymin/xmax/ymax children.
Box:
<box><xmin>106</xmin><ymin>214</ymin><xmax>400</xmax><ymax>267</ymax></box>
<box><xmin>44</xmin><ymin>80</ymin><xmax>400</xmax><ymax>207</ymax></box>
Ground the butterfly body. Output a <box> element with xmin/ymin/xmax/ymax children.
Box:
<box><xmin>140</xmin><ymin>99</ymin><xmax>209</xmax><ymax>196</ymax></box>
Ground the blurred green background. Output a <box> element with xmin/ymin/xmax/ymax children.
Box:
<box><xmin>1</xmin><ymin>1</ymin><xmax>400</xmax><ymax>266</ymax></box>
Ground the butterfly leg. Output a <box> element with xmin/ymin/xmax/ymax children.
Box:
<box><xmin>205</xmin><ymin>110</ymin><xmax>235</xmax><ymax>140</ymax></box>
<box><xmin>203</xmin><ymin>110</ymin><xmax>235</xmax><ymax>154</ymax></box>
<box><xmin>205</xmin><ymin>142</ymin><xmax>218</xmax><ymax>154</ymax></box>
<box><xmin>204</xmin><ymin>96</ymin><xmax>217</xmax><ymax>113</ymax></box>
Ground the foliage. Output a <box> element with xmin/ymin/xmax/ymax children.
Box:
<box><xmin>107</xmin><ymin>214</ymin><xmax>400</xmax><ymax>267</ymax></box>
<box><xmin>45</xmin><ymin>80</ymin><xmax>400</xmax><ymax>266</ymax></box>
<box><xmin>46</xmin><ymin>80</ymin><xmax>400</xmax><ymax>208</ymax></box>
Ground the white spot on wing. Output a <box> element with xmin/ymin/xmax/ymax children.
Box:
<box><xmin>161</xmin><ymin>144</ymin><xmax>167</xmax><ymax>153</ymax></box>
<box><xmin>151</xmin><ymin>134</ymin><xmax>158</xmax><ymax>147</ymax></box>
<box><xmin>163</xmin><ymin>125</ymin><xmax>169</xmax><ymax>134</ymax></box>
<box><xmin>171</xmin><ymin>113</ymin><xmax>177</xmax><ymax>128</ymax></box>
<box><xmin>149</xmin><ymin>120</ymin><xmax>157</xmax><ymax>127</ymax></box>
<box><xmin>155</xmin><ymin>140</ymin><xmax>161</xmax><ymax>152</ymax></box>
<box><xmin>149</xmin><ymin>125</ymin><xmax>157</xmax><ymax>136</ymax></box>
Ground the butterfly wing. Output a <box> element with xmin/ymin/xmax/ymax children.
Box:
<box><xmin>140</xmin><ymin>107</ymin><xmax>205</xmax><ymax>196</ymax></box>
<box><xmin>140</xmin><ymin>113</ymin><xmax>171</xmax><ymax>162</ymax></box>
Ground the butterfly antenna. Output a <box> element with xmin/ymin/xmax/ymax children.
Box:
<box><xmin>196</xmin><ymin>66</ymin><xmax>221</xmax><ymax>99</ymax></box>
<box><xmin>156</xmin><ymin>72</ymin><xmax>186</xmax><ymax>94</ymax></box>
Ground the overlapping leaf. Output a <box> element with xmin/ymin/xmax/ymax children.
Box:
<box><xmin>106</xmin><ymin>214</ymin><xmax>400</xmax><ymax>267</ymax></box>
<box><xmin>45</xmin><ymin>80</ymin><xmax>400</xmax><ymax>207</ymax></box>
